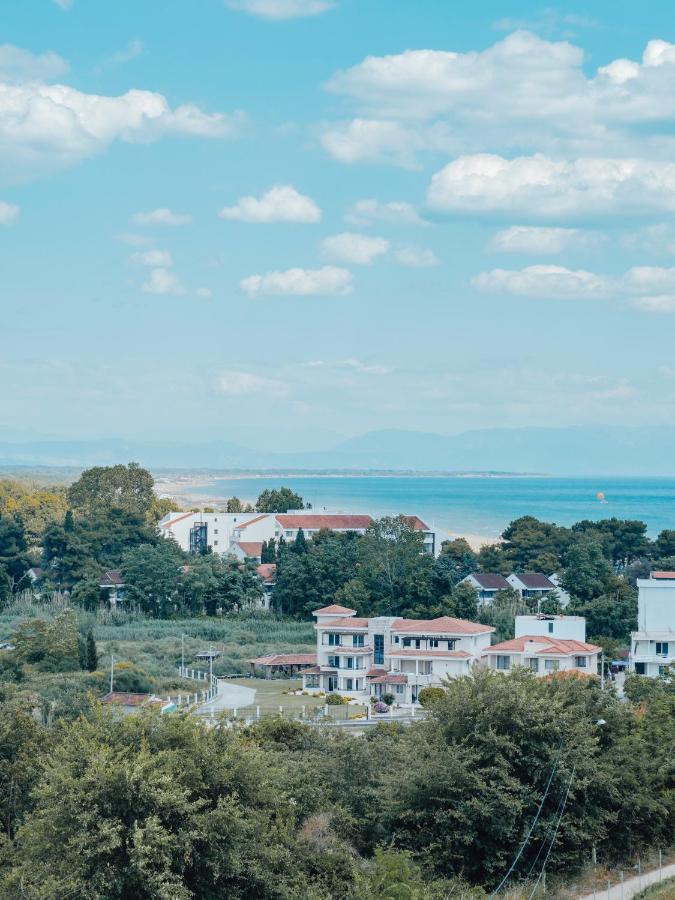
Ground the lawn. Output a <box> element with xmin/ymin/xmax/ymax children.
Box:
<box><xmin>634</xmin><ymin>876</ymin><xmax>675</xmax><ymax>899</ymax></box>
<box><xmin>227</xmin><ymin>677</ymin><xmax>369</xmax><ymax>720</ymax></box>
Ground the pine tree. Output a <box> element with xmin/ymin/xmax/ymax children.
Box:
<box><xmin>85</xmin><ymin>629</ymin><xmax>98</xmax><ymax>672</ymax></box>
<box><xmin>294</xmin><ymin>528</ymin><xmax>308</xmax><ymax>555</ymax></box>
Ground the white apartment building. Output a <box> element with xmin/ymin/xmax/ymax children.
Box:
<box><xmin>482</xmin><ymin>624</ymin><xmax>600</xmax><ymax>677</ymax></box>
<box><xmin>515</xmin><ymin>614</ymin><xmax>587</xmax><ymax>642</ymax></box>
<box><xmin>158</xmin><ymin>511</ymin><xmax>267</xmax><ymax>555</ymax></box>
<box><xmin>631</xmin><ymin>571</ymin><xmax>675</xmax><ymax>678</ymax></box>
<box><xmin>301</xmin><ymin>604</ymin><xmax>494</xmax><ymax>704</ymax></box>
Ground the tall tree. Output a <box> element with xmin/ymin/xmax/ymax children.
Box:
<box><xmin>256</xmin><ymin>487</ymin><xmax>305</xmax><ymax>513</ymax></box>
<box><xmin>68</xmin><ymin>462</ymin><xmax>155</xmax><ymax>520</ymax></box>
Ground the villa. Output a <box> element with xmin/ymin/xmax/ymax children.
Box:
<box><xmin>630</xmin><ymin>571</ymin><xmax>675</xmax><ymax>677</ymax></box>
<box><xmin>461</xmin><ymin>573</ymin><xmax>510</xmax><ymax>604</ymax></box>
<box><xmin>301</xmin><ymin>604</ymin><xmax>494</xmax><ymax>704</ymax></box>
<box><xmin>483</xmin><ymin>615</ymin><xmax>599</xmax><ymax>676</ymax></box>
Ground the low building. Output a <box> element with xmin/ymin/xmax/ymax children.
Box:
<box><xmin>461</xmin><ymin>573</ymin><xmax>511</xmax><ymax>604</ymax></box>
<box><xmin>401</xmin><ymin>516</ymin><xmax>437</xmax><ymax>555</ymax></box>
<box><xmin>515</xmin><ymin>614</ymin><xmax>587</xmax><ymax>642</ymax></box>
<box><xmin>256</xmin><ymin>563</ymin><xmax>276</xmax><ymax>609</ymax></box>
<box><xmin>100</xmin><ymin>569</ymin><xmax>125</xmax><ymax>606</ymax></box>
<box><xmin>159</xmin><ymin>511</ymin><xmax>271</xmax><ymax>555</ymax></box>
<box><xmin>248</xmin><ymin>653</ymin><xmax>317</xmax><ymax>678</ymax></box>
<box><xmin>630</xmin><ymin>571</ymin><xmax>675</xmax><ymax>677</ymax></box>
<box><xmin>482</xmin><ymin>635</ymin><xmax>600</xmax><ymax>676</ymax></box>
<box><xmin>275</xmin><ymin>514</ymin><xmax>373</xmax><ymax>542</ymax></box>
<box><xmin>507</xmin><ymin>573</ymin><xmax>556</xmax><ymax>600</ymax></box>
<box><xmin>100</xmin><ymin>692</ymin><xmax>175</xmax><ymax>714</ymax></box>
<box><xmin>301</xmin><ymin>605</ymin><xmax>494</xmax><ymax>703</ymax></box>
<box><xmin>230</xmin><ymin>541</ymin><xmax>264</xmax><ymax>561</ymax></box>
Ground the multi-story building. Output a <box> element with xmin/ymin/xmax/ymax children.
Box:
<box><xmin>631</xmin><ymin>571</ymin><xmax>675</xmax><ymax>677</ymax></box>
<box><xmin>301</xmin><ymin>604</ymin><xmax>494</xmax><ymax>703</ymax></box>
<box><xmin>159</xmin><ymin>511</ymin><xmax>264</xmax><ymax>555</ymax></box>
<box><xmin>482</xmin><ymin>613</ymin><xmax>600</xmax><ymax>676</ymax></box>
<box><xmin>461</xmin><ymin>573</ymin><xmax>511</xmax><ymax>604</ymax></box>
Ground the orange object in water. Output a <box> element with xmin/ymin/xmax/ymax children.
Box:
<box><xmin>596</xmin><ymin>491</ymin><xmax>607</xmax><ymax>502</ymax></box>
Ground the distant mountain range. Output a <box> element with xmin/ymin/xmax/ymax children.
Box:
<box><xmin>0</xmin><ymin>426</ymin><xmax>674</xmax><ymax>476</ymax></box>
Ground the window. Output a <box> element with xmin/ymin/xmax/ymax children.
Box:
<box><xmin>328</xmin><ymin>656</ymin><xmax>339</xmax><ymax>668</ymax></box>
<box><xmin>528</xmin><ymin>658</ymin><xmax>538</xmax><ymax>672</ymax></box>
<box><xmin>285</xmin><ymin>531</ymin><xmax>292</xmax><ymax>538</ymax></box>
<box><xmin>346</xmin><ymin>657</ymin><xmax>354</xmax><ymax>669</ymax></box>
<box><xmin>354</xmin><ymin>680</ymin><xmax>361</xmax><ymax>691</ymax></box>
<box><xmin>374</xmin><ymin>634</ymin><xmax>384</xmax><ymax>665</ymax></box>
<box><xmin>656</xmin><ymin>642</ymin><xmax>669</xmax><ymax>657</ymax></box>
<box><xmin>574</xmin><ymin>656</ymin><xmax>587</xmax><ymax>668</ymax></box>
<box><xmin>544</xmin><ymin>659</ymin><xmax>560</xmax><ymax>672</ymax></box>
<box><xmin>447</xmin><ymin>639</ymin><xmax>456</xmax><ymax>650</ymax></box>
<box><xmin>214</xmin><ymin>529</ymin><xmax>218</xmax><ymax>535</ymax></box>
<box><xmin>395</xmin><ymin>684</ymin><xmax>404</xmax><ymax>694</ymax></box>
<box><xmin>353</xmin><ymin>634</ymin><xmax>364</xmax><ymax>647</ymax></box>
<box><xmin>345</xmin><ymin>678</ymin><xmax>353</xmax><ymax>691</ymax></box>
<box><xmin>403</xmin><ymin>638</ymin><xmax>412</xmax><ymax>648</ymax></box>
<box><xmin>496</xmin><ymin>655</ymin><xmax>510</xmax><ymax>670</ymax></box>
<box><xmin>548</xmin><ymin>622</ymin><xmax>554</xmax><ymax>633</ymax></box>
<box><xmin>635</xmin><ymin>662</ymin><xmax>646</xmax><ymax>675</ymax></box>
<box><xmin>214</xmin><ymin>541</ymin><xmax>218</xmax><ymax>546</ymax></box>
<box><xmin>393</xmin><ymin>636</ymin><xmax>400</xmax><ymax>644</ymax></box>
<box><xmin>327</xmin><ymin>633</ymin><xmax>341</xmax><ymax>647</ymax></box>
<box><xmin>430</xmin><ymin>639</ymin><xmax>438</xmax><ymax>648</ymax></box>
<box><xmin>658</xmin><ymin>665</ymin><xmax>667</xmax><ymax>676</ymax></box>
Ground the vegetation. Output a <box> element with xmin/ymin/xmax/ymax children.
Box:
<box><xmin>255</xmin><ymin>486</ymin><xmax>305</xmax><ymax>513</ymax></box>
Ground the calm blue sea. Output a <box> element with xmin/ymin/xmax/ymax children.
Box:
<box><xmin>184</xmin><ymin>475</ymin><xmax>675</xmax><ymax>541</ymax></box>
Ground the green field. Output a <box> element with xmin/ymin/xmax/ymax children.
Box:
<box><xmin>226</xmin><ymin>677</ymin><xmax>369</xmax><ymax>719</ymax></box>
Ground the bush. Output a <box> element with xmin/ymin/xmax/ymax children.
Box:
<box><xmin>382</xmin><ymin>693</ymin><xmax>395</xmax><ymax>706</ymax></box>
<box><xmin>325</xmin><ymin>693</ymin><xmax>345</xmax><ymax>705</ymax></box>
<box><xmin>111</xmin><ymin>663</ymin><xmax>152</xmax><ymax>694</ymax></box>
<box><xmin>418</xmin><ymin>686</ymin><xmax>446</xmax><ymax>707</ymax></box>
<box><xmin>374</xmin><ymin>701</ymin><xmax>389</xmax><ymax>713</ymax></box>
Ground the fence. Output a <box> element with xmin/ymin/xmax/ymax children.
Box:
<box><xmin>160</xmin><ymin>666</ymin><xmax>219</xmax><ymax>711</ymax></box>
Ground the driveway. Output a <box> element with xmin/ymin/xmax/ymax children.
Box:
<box><xmin>578</xmin><ymin>863</ymin><xmax>675</xmax><ymax>899</ymax></box>
<box><xmin>197</xmin><ymin>680</ymin><xmax>255</xmax><ymax>715</ymax></box>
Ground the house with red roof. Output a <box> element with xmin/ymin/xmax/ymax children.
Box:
<box><xmin>482</xmin><ymin>634</ymin><xmax>601</xmax><ymax>677</ymax></box>
<box><xmin>301</xmin><ymin>604</ymin><xmax>494</xmax><ymax>704</ymax></box>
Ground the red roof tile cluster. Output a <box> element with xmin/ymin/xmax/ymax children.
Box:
<box><xmin>256</xmin><ymin>563</ymin><xmax>277</xmax><ymax>582</ymax></box>
<box><xmin>276</xmin><ymin>514</ymin><xmax>373</xmax><ymax>531</ymax></box>
<box><xmin>366</xmin><ymin>667</ymin><xmax>387</xmax><ymax>677</ymax></box>
<box><xmin>318</xmin><ymin>617</ymin><xmax>370</xmax><ymax>629</ymax></box>
<box><xmin>248</xmin><ymin>653</ymin><xmax>317</xmax><ymax>667</ymax></box>
<box><xmin>393</xmin><ymin>616</ymin><xmax>494</xmax><ymax>635</ymax></box>
<box><xmin>652</xmin><ymin>571</ymin><xmax>675</xmax><ymax>579</ymax></box>
<box><xmin>487</xmin><ymin>636</ymin><xmax>601</xmax><ymax>656</ymax></box>
<box><xmin>100</xmin><ymin>569</ymin><xmax>124</xmax><ymax>587</ymax></box>
<box><xmin>510</xmin><ymin>573</ymin><xmax>555</xmax><ymax>589</ymax></box>
<box><xmin>402</xmin><ymin>515</ymin><xmax>431</xmax><ymax>531</ymax></box>
<box><xmin>236</xmin><ymin>515</ymin><xmax>269</xmax><ymax>530</ymax></box>
<box><xmin>235</xmin><ymin>541</ymin><xmax>263</xmax><ymax>558</ymax></box>
<box><xmin>390</xmin><ymin>648</ymin><xmax>473</xmax><ymax>658</ymax></box>
<box><xmin>312</xmin><ymin>604</ymin><xmax>357</xmax><ymax>616</ymax></box>
<box><xmin>370</xmin><ymin>674</ymin><xmax>408</xmax><ymax>684</ymax></box>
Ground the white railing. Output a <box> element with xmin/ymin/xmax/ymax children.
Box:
<box><xmin>177</xmin><ymin>666</ymin><xmax>219</xmax><ymax>706</ymax></box>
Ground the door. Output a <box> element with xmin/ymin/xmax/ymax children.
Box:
<box><xmin>328</xmin><ymin>676</ymin><xmax>337</xmax><ymax>692</ymax></box>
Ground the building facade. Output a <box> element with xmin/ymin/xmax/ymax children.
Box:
<box><xmin>631</xmin><ymin>571</ymin><xmax>675</xmax><ymax>678</ymax></box>
<box><xmin>301</xmin><ymin>604</ymin><xmax>494</xmax><ymax>704</ymax></box>
<box><xmin>482</xmin><ymin>632</ymin><xmax>600</xmax><ymax>677</ymax></box>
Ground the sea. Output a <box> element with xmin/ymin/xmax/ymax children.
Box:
<box><xmin>175</xmin><ymin>475</ymin><xmax>675</xmax><ymax>542</ymax></box>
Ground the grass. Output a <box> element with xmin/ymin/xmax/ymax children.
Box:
<box><xmin>634</xmin><ymin>876</ymin><xmax>675</xmax><ymax>898</ymax></box>
<box><xmin>226</xmin><ymin>678</ymin><xmax>368</xmax><ymax>720</ymax></box>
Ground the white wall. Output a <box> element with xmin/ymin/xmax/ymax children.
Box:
<box><xmin>636</xmin><ymin>579</ymin><xmax>675</xmax><ymax>632</ymax></box>
<box><xmin>515</xmin><ymin>615</ymin><xmax>586</xmax><ymax>642</ymax></box>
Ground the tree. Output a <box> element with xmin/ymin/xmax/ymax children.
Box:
<box><xmin>0</xmin><ymin>480</ymin><xmax>68</xmax><ymax>546</ymax></box>
<box><xmin>476</xmin><ymin>543</ymin><xmax>510</xmax><ymax>574</ymax></box>
<box><xmin>571</xmin><ymin>519</ymin><xmax>650</xmax><ymax>568</ymax></box>
<box><xmin>84</xmin><ymin>629</ymin><xmax>98</xmax><ymax>672</ymax></box>
<box><xmin>654</xmin><ymin>529</ymin><xmax>675</xmax><ymax>561</ymax></box>
<box><xmin>501</xmin><ymin>516</ymin><xmax>571</xmax><ymax>571</ymax></box>
<box><xmin>449</xmin><ymin>581</ymin><xmax>479</xmax><ymax>621</ymax></box>
<box><xmin>434</xmin><ymin>540</ymin><xmax>477</xmax><ymax>595</ymax></box>
<box><xmin>122</xmin><ymin>540</ymin><xmax>184</xmax><ymax>616</ymax></box>
<box><xmin>0</xmin><ymin>514</ymin><xmax>30</xmax><ymax>600</ymax></box>
<box><xmin>294</xmin><ymin>527</ymin><xmax>308</xmax><ymax>555</ymax></box>
<box><xmin>256</xmin><ymin>487</ymin><xmax>304</xmax><ymax>513</ymax></box>
<box><xmin>68</xmin><ymin>462</ymin><xmax>155</xmax><ymax>520</ymax></box>
<box><xmin>561</xmin><ymin>542</ymin><xmax>613</xmax><ymax>603</ymax></box>
<box><xmin>567</xmin><ymin>578</ymin><xmax>637</xmax><ymax>642</ymax></box>
<box><xmin>260</xmin><ymin>539</ymin><xmax>276</xmax><ymax>564</ymax></box>
<box><xmin>226</xmin><ymin>496</ymin><xmax>244</xmax><ymax>513</ymax></box>
<box><xmin>12</xmin><ymin>609</ymin><xmax>81</xmax><ymax>673</ymax></box>
<box><xmin>478</xmin><ymin>587</ymin><xmax>528</xmax><ymax>642</ymax></box>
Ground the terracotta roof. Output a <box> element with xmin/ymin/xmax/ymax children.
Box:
<box><xmin>160</xmin><ymin>511</ymin><xmax>194</xmax><ymax>530</ymax></box>
<box><xmin>301</xmin><ymin>666</ymin><xmax>323</xmax><ymax>675</ymax></box>
<box><xmin>402</xmin><ymin>515</ymin><xmax>431</xmax><ymax>531</ymax></box>
<box><xmin>256</xmin><ymin>563</ymin><xmax>277</xmax><ymax>582</ymax></box>
<box><xmin>390</xmin><ymin>648</ymin><xmax>473</xmax><ymax>659</ymax></box>
<box><xmin>486</xmin><ymin>636</ymin><xmax>601</xmax><ymax>656</ymax></box>
<box><xmin>248</xmin><ymin>653</ymin><xmax>317</xmax><ymax>667</ymax></box>
<box><xmin>469</xmin><ymin>573</ymin><xmax>510</xmax><ymax>590</ymax></box>
<box><xmin>100</xmin><ymin>569</ymin><xmax>124</xmax><ymax>587</ymax></box>
<box><xmin>366</xmin><ymin>667</ymin><xmax>388</xmax><ymax>677</ymax></box>
<box><xmin>276</xmin><ymin>514</ymin><xmax>373</xmax><ymax>531</ymax></box>
<box><xmin>312</xmin><ymin>604</ymin><xmax>357</xmax><ymax>616</ymax></box>
<box><xmin>236</xmin><ymin>515</ymin><xmax>270</xmax><ymax>530</ymax></box>
<box><xmin>393</xmin><ymin>616</ymin><xmax>494</xmax><ymax>635</ymax></box>
<box><xmin>235</xmin><ymin>541</ymin><xmax>264</xmax><ymax>558</ymax></box>
<box><xmin>370</xmin><ymin>674</ymin><xmax>408</xmax><ymax>684</ymax></box>
<box><xmin>317</xmin><ymin>617</ymin><xmax>370</xmax><ymax>629</ymax></box>
<box><xmin>511</xmin><ymin>573</ymin><xmax>555</xmax><ymax>589</ymax></box>
<box><xmin>652</xmin><ymin>571</ymin><xmax>675</xmax><ymax>580</ymax></box>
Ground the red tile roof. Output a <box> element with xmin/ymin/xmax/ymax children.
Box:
<box><xmin>276</xmin><ymin>514</ymin><xmax>373</xmax><ymax>531</ymax></box>
<box><xmin>510</xmin><ymin>573</ymin><xmax>555</xmax><ymax>589</ymax></box>
<box><xmin>317</xmin><ymin>617</ymin><xmax>370</xmax><ymax>629</ymax></box>
<box><xmin>256</xmin><ymin>563</ymin><xmax>277</xmax><ymax>582</ymax></box>
<box><xmin>487</xmin><ymin>636</ymin><xmax>601</xmax><ymax>656</ymax></box>
<box><xmin>390</xmin><ymin>648</ymin><xmax>473</xmax><ymax>658</ymax></box>
<box><xmin>235</xmin><ymin>541</ymin><xmax>264</xmax><ymax>558</ymax></box>
<box><xmin>100</xmin><ymin>569</ymin><xmax>124</xmax><ymax>587</ymax></box>
<box><xmin>312</xmin><ymin>604</ymin><xmax>357</xmax><ymax>616</ymax></box>
<box><xmin>402</xmin><ymin>515</ymin><xmax>431</xmax><ymax>531</ymax></box>
<box><xmin>652</xmin><ymin>571</ymin><xmax>675</xmax><ymax>580</ymax></box>
<box><xmin>470</xmin><ymin>573</ymin><xmax>511</xmax><ymax>590</ymax></box>
<box><xmin>370</xmin><ymin>674</ymin><xmax>408</xmax><ymax>684</ymax></box>
<box><xmin>160</xmin><ymin>511</ymin><xmax>194</xmax><ymax>530</ymax></box>
<box><xmin>300</xmin><ymin>666</ymin><xmax>323</xmax><ymax>675</ymax></box>
<box><xmin>236</xmin><ymin>515</ymin><xmax>269</xmax><ymax>530</ymax></box>
<box><xmin>366</xmin><ymin>667</ymin><xmax>388</xmax><ymax>677</ymax></box>
<box><xmin>248</xmin><ymin>653</ymin><xmax>317</xmax><ymax>667</ymax></box>
<box><xmin>393</xmin><ymin>616</ymin><xmax>494</xmax><ymax>635</ymax></box>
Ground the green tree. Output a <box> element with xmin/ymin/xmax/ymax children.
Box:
<box><xmin>449</xmin><ymin>581</ymin><xmax>479</xmax><ymax>620</ymax></box>
<box><xmin>84</xmin><ymin>629</ymin><xmax>98</xmax><ymax>672</ymax></box>
<box><xmin>226</xmin><ymin>496</ymin><xmax>243</xmax><ymax>513</ymax></box>
<box><xmin>0</xmin><ymin>514</ymin><xmax>30</xmax><ymax>598</ymax></box>
<box><xmin>572</xmin><ymin>518</ymin><xmax>650</xmax><ymax>568</ymax></box>
<box><xmin>476</xmin><ymin>543</ymin><xmax>510</xmax><ymax>575</ymax></box>
<box><xmin>256</xmin><ymin>487</ymin><xmax>305</xmax><ymax>513</ymax></box>
<box><xmin>68</xmin><ymin>462</ymin><xmax>156</xmax><ymax>520</ymax></box>
<box><xmin>501</xmin><ymin>516</ymin><xmax>571</xmax><ymax>571</ymax></box>
<box><xmin>653</xmin><ymin>529</ymin><xmax>675</xmax><ymax>561</ymax></box>
<box><xmin>294</xmin><ymin>527</ymin><xmax>308</xmax><ymax>555</ymax></box>
<box><xmin>561</xmin><ymin>542</ymin><xmax>613</xmax><ymax>602</ymax></box>
<box><xmin>477</xmin><ymin>587</ymin><xmax>528</xmax><ymax>642</ymax></box>
<box><xmin>122</xmin><ymin>540</ymin><xmax>184</xmax><ymax>617</ymax></box>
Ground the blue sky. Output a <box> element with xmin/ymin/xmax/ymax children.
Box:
<box><xmin>2</xmin><ymin>0</ymin><xmax>675</xmax><ymax>450</ymax></box>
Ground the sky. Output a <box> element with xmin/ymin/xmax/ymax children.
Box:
<box><xmin>2</xmin><ymin>0</ymin><xmax>675</xmax><ymax>451</ymax></box>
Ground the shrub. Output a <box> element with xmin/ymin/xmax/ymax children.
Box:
<box><xmin>325</xmin><ymin>693</ymin><xmax>345</xmax><ymax>705</ymax></box>
<box><xmin>374</xmin><ymin>701</ymin><xmax>389</xmax><ymax>713</ymax></box>
<box><xmin>418</xmin><ymin>686</ymin><xmax>446</xmax><ymax>707</ymax></box>
<box><xmin>382</xmin><ymin>693</ymin><xmax>395</xmax><ymax>706</ymax></box>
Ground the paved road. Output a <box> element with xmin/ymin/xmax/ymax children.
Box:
<box><xmin>197</xmin><ymin>680</ymin><xmax>255</xmax><ymax>716</ymax></box>
<box><xmin>579</xmin><ymin>863</ymin><xmax>675</xmax><ymax>899</ymax></box>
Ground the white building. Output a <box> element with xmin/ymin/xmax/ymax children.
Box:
<box><xmin>461</xmin><ymin>573</ymin><xmax>511</xmax><ymax>604</ymax></box>
<box><xmin>158</xmin><ymin>511</ymin><xmax>268</xmax><ymax>555</ymax></box>
<box><xmin>549</xmin><ymin>573</ymin><xmax>571</xmax><ymax>608</ymax></box>
<box><xmin>631</xmin><ymin>571</ymin><xmax>675</xmax><ymax>678</ymax></box>
<box><xmin>483</xmin><ymin>633</ymin><xmax>600</xmax><ymax>677</ymax></box>
<box><xmin>301</xmin><ymin>604</ymin><xmax>494</xmax><ymax>704</ymax></box>
<box><xmin>507</xmin><ymin>573</ymin><xmax>556</xmax><ymax>600</ymax></box>
<box><xmin>515</xmin><ymin>614</ymin><xmax>587</xmax><ymax>642</ymax></box>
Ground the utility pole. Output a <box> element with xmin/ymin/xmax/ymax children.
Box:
<box><xmin>181</xmin><ymin>633</ymin><xmax>185</xmax><ymax>675</ymax></box>
<box><xmin>110</xmin><ymin>654</ymin><xmax>115</xmax><ymax>693</ymax></box>
<box><xmin>601</xmin><ymin>651</ymin><xmax>605</xmax><ymax>689</ymax></box>
<box><xmin>209</xmin><ymin>643</ymin><xmax>213</xmax><ymax>696</ymax></box>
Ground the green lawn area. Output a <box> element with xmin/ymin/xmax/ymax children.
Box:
<box><xmin>228</xmin><ymin>678</ymin><xmax>368</xmax><ymax>720</ymax></box>
<box><xmin>634</xmin><ymin>876</ymin><xmax>675</xmax><ymax>899</ymax></box>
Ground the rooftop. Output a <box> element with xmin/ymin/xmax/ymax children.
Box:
<box><xmin>248</xmin><ymin>653</ymin><xmax>317</xmax><ymax>667</ymax></box>
<box><xmin>276</xmin><ymin>514</ymin><xmax>373</xmax><ymax>531</ymax></box>
<box><xmin>393</xmin><ymin>616</ymin><xmax>494</xmax><ymax>635</ymax></box>
<box><xmin>469</xmin><ymin>573</ymin><xmax>511</xmax><ymax>590</ymax></box>
<box><xmin>313</xmin><ymin>604</ymin><xmax>357</xmax><ymax>616</ymax></box>
<box><xmin>510</xmin><ymin>573</ymin><xmax>556</xmax><ymax>589</ymax></box>
<box><xmin>487</xmin><ymin>635</ymin><xmax>601</xmax><ymax>656</ymax></box>
<box><xmin>234</xmin><ymin>541</ymin><xmax>264</xmax><ymax>558</ymax></box>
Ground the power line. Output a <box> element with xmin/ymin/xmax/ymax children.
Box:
<box><xmin>527</xmin><ymin>765</ymin><xmax>576</xmax><ymax>900</ymax></box>
<box><xmin>489</xmin><ymin>737</ymin><xmax>565</xmax><ymax>897</ymax></box>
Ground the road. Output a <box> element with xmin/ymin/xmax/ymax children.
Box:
<box><xmin>196</xmin><ymin>680</ymin><xmax>255</xmax><ymax>716</ymax></box>
<box><xmin>579</xmin><ymin>863</ymin><xmax>675</xmax><ymax>899</ymax></box>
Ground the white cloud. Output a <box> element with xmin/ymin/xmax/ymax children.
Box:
<box><xmin>52</xmin><ymin>0</ymin><xmax>73</xmax><ymax>9</ymax></box>
<box><xmin>622</xmin><ymin>224</ymin><xmax>675</xmax><ymax>254</ymax></box>
<box><xmin>322</xmin><ymin>32</ymin><xmax>675</xmax><ymax>164</ymax></box>
<box><xmin>0</xmin><ymin>77</ymin><xmax>242</xmax><ymax>183</ymax></box>
<box><xmin>118</xmin><ymin>232</ymin><xmax>154</xmax><ymax>246</ymax></box>
<box><xmin>133</xmin><ymin>208</ymin><xmax>193</xmax><ymax>226</ymax></box>
<box><xmin>241</xmin><ymin>266</ymin><xmax>352</xmax><ymax>297</ymax></box>
<box><xmin>215</xmin><ymin>370</ymin><xmax>289</xmax><ymax>397</ymax></box>
<box><xmin>321</xmin><ymin>232</ymin><xmax>389</xmax><ymax>264</ymax></box>
<box><xmin>490</xmin><ymin>226</ymin><xmax>600</xmax><ymax>254</ymax></box>
<box><xmin>345</xmin><ymin>199</ymin><xmax>427</xmax><ymax>227</ymax></box>
<box><xmin>631</xmin><ymin>295</ymin><xmax>675</xmax><ymax>313</ymax></box>
<box><xmin>131</xmin><ymin>249</ymin><xmax>173</xmax><ymax>267</ymax></box>
<box><xmin>394</xmin><ymin>246</ymin><xmax>439</xmax><ymax>267</ymax></box>
<box><xmin>591</xmin><ymin>379</ymin><xmax>637</xmax><ymax>401</ymax></box>
<box><xmin>196</xmin><ymin>287</ymin><xmax>212</xmax><ymax>299</ymax></box>
<box><xmin>95</xmin><ymin>40</ymin><xmax>143</xmax><ymax>72</ymax></box>
<box><xmin>0</xmin><ymin>201</ymin><xmax>19</xmax><ymax>224</ymax></box>
<box><xmin>219</xmin><ymin>185</ymin><xmax>321</xmax><ymax>223</ymax></box>
<box><xmin>142</xmin><ymin>268</ymin><xmax>184</xmax><ymax>295</ymax></box>
<box><xmin>472</xmin><ymin>265</ymin><xmax>611</xmax><ymax>299</ymax></box>
<box><xmin>0</xmin><ymin>44</ymin><xmax>68</xmax><ymax>82</ymax></box>
<box><xmin>226</xmin><ymin>0</ymin><xmax>334</xmax><ymax>19</ymax></box>
<box><xmin>427</xmin><ymin>154</ymin><xmax>675</xmax><ymax>218</ymax></box>
<box><xmin>342</xmin><ymin>358</ymin><xmax>391</xmax><ymax>375</ymax></box>
<box><xmin>623</xmin><ymin>266</ymin><xmax>675</xmax><ymax>291</ymax></box>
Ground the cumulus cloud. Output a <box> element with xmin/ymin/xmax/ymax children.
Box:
<box><xmin>133</xmin><ymin>208</ymin><xmax>193</xmax><ymax>226</ymax></box>
<box><xmin>215</xmin><ymin>370</ymin><xmax>289</xmax><ymax>397</ymax></box>
<box><xmin>472</xmin><ymin>265</ymin><xmax>611</xmax><ymax>299</ymax></box>
<box><xmin>0</xmin><ymin>44</ymin><xmax>68</xmax><ymax>82</ymax></box>
<box><xmin>490</xmin><ymin>226</ymin><xmax>601</xmax><ymax>254</ymax></box>
<box><xmin>427</xmin><ymin>154</ymin><xmax>675</xmax><ymax>218</ymax></box>
<box><xmin>345</xmin><ymin>199</ymin><xmax>427</xmax><ymax>226</ymax></box>
<box><xmin>131</xmin><ymin>249</ymin><xmax>173</xmax><ymax>267</ymax></box>
<box><xmin>394</xmin><ymin>246</ymin><xmax>439</xmax><ymax>267</ymax></box>
<box><xmin>118</xmin><ymin>232</ymin><xmax>154</xmax><ymax>246</ymax></box>
<box><xmin>342</xmin><ymin>358</ymin><xmax>391</xmax><ymax>375</ymax></box>
<box><xmin>142</xmin><ymin>268</ymin><xmax>184</xmax><ymax>295</ymax></box>
<box><xmin>241</xmin><ymin>266</ymin><xmax>352</xmax><ymax>297</ymax></box>
<box><xmin>226</xmin><ymin>0</ymin><xmax>334</xmax><ymax>18</ymax></box>
<box><xmin>322</xmin><ymin>32</ymin><xmax>675</xmax><ymax>164</ymax></box>
<box><xmin>196</xmin><ymin>287</ymin><xmax>212</xmax><ymax>299</ymax></box>
<box><xmin>631</xmin><ymin>295</ymin><xmax>675</xmax><ymax>313</ymax></box>
<box><xmin>219</xmin><ymin>185</ymin><xmax>321</xmax><ymax>223</ymax></box>
<box><xmin>0</xmin><ymin>72</ymin><xmax>242</xmax><ymax>183</ymax></box>
<box><xmin>321</xmin><ymin>232</ymin><xmax>389</xmax><ymax>264</ymax></box>
<box><xmin>0</xmin><ymin>201</ymin><xmax>19</xmax><ymax>224</ymax></box>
